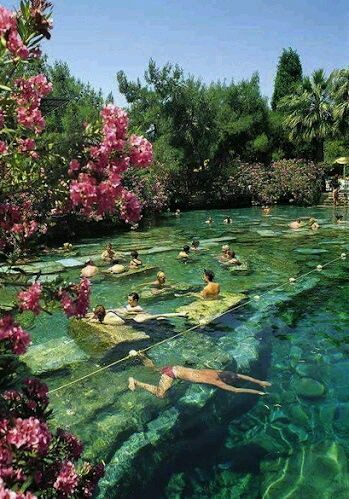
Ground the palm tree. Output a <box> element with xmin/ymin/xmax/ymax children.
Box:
<box><xmin>330</xmin><ymin>68</ymin><xmax>349</xmax><ymax>135</ymax></box>
<box><xmin>278</xmin><ymin>69</ymin><xmax>333</xmax><ymax>162</ymax></box>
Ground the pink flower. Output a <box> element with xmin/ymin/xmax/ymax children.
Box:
<box><xmin>7</xmin><ymin>31</ymin><xmax>29</xmax><ymax>60</ymax></box>
<box><xmin>53</xmin><ymin>461</ymin><xmax>79</xmax><ymax>496</ymax></box>
<box><xmin>129</xmin><ymin>134</ymin><xmax>153</xmax><ymax>167</ymax></box>
<box><xmin>120</xmin><ymin>189</ymin><xmax>142</xmax><ymax>223</ymax></box>
<box><xmin>0</xmin><ymin>7</ymin><xmax>16</xmax><ymax>35</ymax></box>
<box><xmin>17</xmin><ymin>138</ymin><xmax>36</xmax><ymax>154</ymax></box>
<box><xmin>101</xmin><ymin>104</ymin><xmax>128</xmax><ymax>140</ymax></box>
<box><xmin>17</xmin><ymin>283</ymin><xmax>42</xmax><ymax>315</ymax></box>
<box><xmin>0</xmin><ymin>140</ymin><xmax>8</xmax><ymax>155</ymax></box>
<box><xmin>0</xmin><ymin>111</ymin><xmax>4</xmax><ymax>129</ymax></box>
<box><xmin>7</xmin><ymin>418</ymin><xmax>51</xmax><ymax>455</ymax></box>
<box><xmin>0</xmin><ymin>315</ymin><xmax>31</xmax><ymax>355</ymax></box>
<box><xmin>56</xmin><ymin>429</ymin><xmax>83</xmax><ymax>459</ymax></box>
<box><xmin>24</xmin><ymin>378</ymin><xmax>48</xmax><ymax>403</ymax></box>
<box><xmin>68</xmin><ymin>159</ymin><xmax>80</xmax><ymax>175</ymax></box>
<box><xmin>60</xmin><ymin>278</ymin><xmax>91</xmax><ymax>318</ymax></box>
<box><xmin>0</xmin><ymin>478</ymin><xmax>36</xmax><ymax>498</ymax></box>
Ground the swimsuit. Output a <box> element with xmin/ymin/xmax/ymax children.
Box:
<box><xmin>161</xmin><ymin>366</ymin><xmax>176</xmax><ymax>379</ymax></box>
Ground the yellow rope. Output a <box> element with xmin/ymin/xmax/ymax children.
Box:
<box><xmin>49</xmin><ymin>254</ymin><xmax>345</xmax><ymax>395</ymax></box>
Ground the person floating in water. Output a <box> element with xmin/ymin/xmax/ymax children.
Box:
<box><xmin>308</xmin><ymin>218</ymin><xmax>319</xmax><ymax>230</ymax></box>
<box><xmin>262</xmin><ymin>206</ymin><xmax>271</xmax><ymax>216</ymax></box>
<box><xmin>289</xmin><ymin>219</ymin><xmax>302</xmax><ymax>230</ymax></box>
<box><xmin>205</xmin><ymin>216</ymin><xmax>213</xmax><ymax>224</ymax></box>
<box><xmin>201</xmin><ymin>269</ymin><xmax>220</xmax><ymax>299</ymax></box>
<box><xmin>219</xmin><ymin>245</ymin><xmax>231</xmax><ymax>262</ymax></box>
<box><xmin>151</xmin><ymin>271</ymin><xmax>168</xmax><ymax>289</ymax></box>
<box><xmin>128</xmin><ymin>351</ymin><xmax>270</xmax><ymax>398</ymax></box>
<box><xmin>129</xmin><ymin>250</ymin><xmax>142</xmax><ymax>269</ymax></box>
<box><xmin>191</xmin><ymin>240</ymin><xmax>200</xmax><ymax>252</ymax></box>
<box><xmin>86</xmin><ymin>304</ymin><xmax>125</xmax><ymax>325</ymax></box>
<box><xmin>59</xmin><ymin>242</ymin><xmax>73</xmax><ymax>252</ymax></box>
<box><xmin>107</xmin><ymin>259</ymin><xmax>126</xmax><ymax>274</ymax></box>
<box><xmin>81</xmin><ymin>259</ymin><xmax>98</xmax><ymax>278</ymax></box>
<box><xmin>101</xmin><ymin>243</ymin><xmax>116</xmax><ymax>262</ymax></box>
<box><xmin>336</xmin><ymin>214</ymin><xmax>344</xmax><ymax>224</ymax></box>
<box><xmin>126</xmin><ymin>292</ymin><xmax>144</xmax><ymax>313</ymax></box>
<box><xmin>222</xmin><ymin>250</ymin><xmax>241</xmax><ymax>266</ymax></box>
<box><xmin>117</xmin><ymin>292</ymin><xmax>187</xmax><ymax>323</ymax></box>
<box><xmin>223</xmin><ymin>216</ymin><xmax>232</xmax><ymax>224</ymax></box>
<box><xmin>175</xmin><ymin>209</ymin><xmax>181</xmax><ymax>217</ymax></box>
<box><xmin>178</xmin><ymin>245</ymin><xmax>191</xmax><ymax>260</ymax></box>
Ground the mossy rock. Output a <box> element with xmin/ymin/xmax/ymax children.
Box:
<box><xmin>23</xmin><ymin>337</ymin><xmax>88</xmax><ymax>375</ymax></box>
<box><xmin>69</xmin><ymin>318</ymin><xmax>149</xmax><ymax>356</ymax></box>
<box><xmin>27</xmin><ymin>262</ymin><xmax>65</xmax><ymax>274</ymax></box>
<box><xmin>229</xmin><ymin>261</ymin><xmax>251</xmax><ymax>273</ymax></box>
<box><xmin>294</xmin><ymin>248</ymin><xmax>328</xmax><ymax>255</ymax></box>
<box><xmin>55</xmin><ymin>257</ymin><xmax>85</xmax><ymax>269</ymax></box>
<box><xmin>0</xmin><ymin>287</ymin><xmax>18</xmax><ymax>311</ymax></box>
<box><xmin>292</xmin><ymin>376</ymin><xmax>325</xmax><ymax>399</ymax></box>
<box><xmin>177</xmin><ymin>293</ymin><xmax>245</xmax><ymax>324</ymax></box>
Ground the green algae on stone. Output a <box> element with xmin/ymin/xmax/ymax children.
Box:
<box><xmin>102</xmin><ymin>265</ymin><xmax>159</xmax><ymax>280</ymax></box>
<box><xmin>261</xmin><ymin>442</ymin><xmax>349</xmax><ymax>498</ymax></box>
<box><xmin>23</xmin><ymin>337</ymin><xmax>88</xmax><ymax>375</ymax></box>
<box><xmin>177</xmin><ymin>293</ymin><xmax>245</xmax><ymax>324</ymax></box>
<box><xmin>292</xmin><ymin>376</ymin><xmax>325</xmax><ymax>399</ymax></box>
<box><xmin>69</xmin><ymin>318</ymin><xmax>149</xmax><ymax>356</ymax></box>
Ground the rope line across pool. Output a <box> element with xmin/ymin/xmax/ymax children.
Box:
<box><xmin>49</xmin><ymin>253</ymin><xmax>346</xmax><ymax>395</ymax></box>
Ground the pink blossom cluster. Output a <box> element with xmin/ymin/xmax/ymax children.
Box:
<box><xmin>0</xmin><ymin>315</ymin><xmax>30</xmax><ymax>355</ymax></box>
<box><xmin>0</xmin><ymin>140</ymin><xmax>8</xmax><ymax>155</ymax></box>
<box><xmin>56</xmin><ymin>429</ymin><xmax>83</xmax><ymax>460</ymax></box>
<box><xmin>14</xmin><ymin>75</ymin><xmax>52</xmax><ymax>132</ymax></box>
<box><xmin>69</xmin><ymin>105</ymin><xmax>153</xmax><ymax>221</ymax></box>
<box><xmin>0</xmin><ymin>6</ymin><xmax>29</xmax><ymax>60</ymax></box>
<box><xmin>60</xmin><ymin>277</ymin><xmax>91</xmax><ymax>318</ymax></box>
<box><xmin>7</xmin><ymin>418</ymin><xmax>51</xmax><ymax>455</ymax></box>
<box><xmin>17</xmin><ymin>283</ymin><xmax>42</xmax><ymax>315</ymax></box>
<box><xmin>53</xmin><ymin>461</ymin><xmax>79</xmax><ymax>495</ymax></box>
<box><xmin>17</xmin><ymin>138</ymin><xmax>39</xmax><ymax>160</ymax></box>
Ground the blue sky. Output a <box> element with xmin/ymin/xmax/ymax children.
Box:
<box><xmin>4</xmin><ymin>0</ymin><xmax>348</xmax><ymax>105</ymax></box>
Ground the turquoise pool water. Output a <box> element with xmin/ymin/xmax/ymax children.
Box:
<box><xmin>23</xmin><ymin>206</ymin><xmax>349</xmax><ymax>498</ymax></box>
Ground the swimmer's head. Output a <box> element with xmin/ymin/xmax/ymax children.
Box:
<box><xmin>131</xmin><ymin>250</ymin><xmax>139</xmax><ymax>259</ymax></box>
<box><xmin>128</xmin><ymin>292</ymin><xmax>140</xmax><ymax>306</ymax></box>
<box><xmin>93</xmin><ymin>304</ymin><xmax>106</xmax><ymax>323</ymax></box>
<box><xmin>85</xmin><ymin>259</ymin><xmax>94</xmax><ymax>266</ymax></box>
<box><xmin>222</xmin><ymin>244</ymin><xmax>230</xmax><ymax>253</ymax></box>
<box><xmin>336</xmin><ymin>214</ymin><xmax>343</xmax><ymax>221</ymax></box>
<box><xmin>157</xmin><ymin>271</ymin><xmax>166</xmax><ymax>284</ymax></box>
<box><xmin>309</xmin><ymin>218</ymin><xmax>316</xmax><ymax>225</ymax></box>
<box><xmin>107</xmin><ymin>243</ymin><xmax>113</xmax><ymax>249</ymax></box>
<box><xmin>192</xmin><ymin>240</ymin><xmax>200</xmax><ymax>248</ymax></box>
<box><xmin>203</xmin><ymin>269</ymin><xmax>215</xmax><ymax>282</ymax></box>
<box><xmin>183</xmin><ymin>245</ymin><xmax>190</xmax><ymax>254</ymax></box>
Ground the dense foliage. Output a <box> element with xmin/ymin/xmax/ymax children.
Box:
<box><xmin>271</xmin><ymin>48</ymin><xmax>303</xmax><ymax>111</ymax></box>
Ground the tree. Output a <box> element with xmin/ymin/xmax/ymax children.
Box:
<box><xmin>330</xmin><ymin>68</ymin><xmax>349</xmax><ymax>136</ymax></box>
<box><xmin>279</xmin><ymin>69</ymin><xmax>333</xmax><ymax>162</ymax></box>
<box><xmin>271</xmin><ymin>48</ymin><xmax>303</xmax><ymax>110</ymax></box>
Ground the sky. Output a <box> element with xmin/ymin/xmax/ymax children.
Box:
<box><xmin>4</xmin><ymin>0</ymin><xmax>348</xmax><ymax>106</ymax></box>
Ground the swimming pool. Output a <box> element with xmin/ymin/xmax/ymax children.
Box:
<box><xmin>24</xmin><ymin>205</ymin><xmax>349</xmax><ymax>498</ymax></box>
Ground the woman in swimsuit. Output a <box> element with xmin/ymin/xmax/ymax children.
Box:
<box><xmin>128</xmin><ymin>352</ymin><xmax>270</xmax><ymax>398</ymax></box>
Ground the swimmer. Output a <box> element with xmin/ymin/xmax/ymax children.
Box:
<box><xmin>289</xmin><ymin>219</ymin><xmax>302</xmax><ymax>230</ymax></box>
<box><xmin>223</xmin><ymin>216</ymin><xmax>232</xmax><ymax>224</ymax></box>
<box><xmin>175</xmin><ymin>209</ymin><xmax>181</xmax><ymax>217</ymax></box>
<box><xmin>107</xmin><ymin>259</ymin><xmax>126</xmax><ymax>274</ymax></box>
<box><xmin>86</xmin><ymin>304</ymin><xmax>125</xmax><ymax>325</ymax></box>
<box><xmin>128</xmin><ymin>352</ymin><xmax>270</xmax><ymax>398</ymax></box>
<box><xmin>201</xmin><ymin>269</ymin><xmax>220</xmax><ymax>299</ymax></box>
<box><xmin>101</xmin><ymin>243</ymin><xmax>116</xmax><ymax>262</ymax></box>
<box><xmin>129</xmin><ymin>250</ymin><xmax>142</xmax><ymax>269</ymax></box>
<box><xmin>151</xmin><ymin>271</ymin><xmax>168</xmax><ymax>289</ymax></box>
<box><xmin>262</xmin><ymin>206</ymin><xmax>271</xmax><ymax>215</ymax></box>
<box><xmin>126</xmin><ymin>292</ymin><xmax>144</xmax><ymax>313</ymax></box>
<box><xmin>222</xmin><ymin>250</ymin><xmax>241</xmax><ymax>266</ymax></box>
<box><xmin>308</xmin><ymin>218</ymin><xmax>319</xmax><ymax>230</ymax></box>
<box><xmin>81</xmin><ymin>259</ymin><xmax>98</xmax><ymax>278</ymax></box>
<box><xmin>58</xmin><ymin>242</ymin><xmax>73</xmax><ymax>252</ymax></box>
<box><xmin>219</xmin><ymin>245</ymin><xmax>231</xmax><ymax>262</ymax></box>
<box><xmin>336</xmin><ymin>214</ymin><xmax>344</xmax><ymax>224</ymax></box>
<box><xmin>191</xmin><ymin>240</ymin><xmax>200</xmax><ymax>252</ymax></box>
<box><xmin>205</xmin><ymin>216</ymin><xmax>213</xmax><ymax>224</ymax></box>
<box><xmin>177</xmin><ymin>245</ymin><xmax>191</xmax><ymax>260</ymax></box>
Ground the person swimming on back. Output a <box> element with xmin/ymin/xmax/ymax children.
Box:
<box><xmin>101</xmin><ymin>243</ymin><xmax>116</xmax><ymax>262</ymax></box>
<box><xmin>178</xmin><ymin>245</ymin><xmax>191</xmax><ymax>260</ymax></box>
<box><xmin>107</xmin><ymin>259</ymin><xmax>126</xmax><ymax>274</ymax></box>
<box><xmin>289</xmin><ymin>219</ymin><xmax>302</xmax><ymax>230</ymax></box>
<box><xmin>223</xmin><ymin>216</ymin><xmax>232</xmax><ymax>224</ymax></box>
<box><xmin>201</xmin><ymin>269</ymin><xmax>220</xmax><ymax>299</ymax></box>
<box><xmin>128</xmin><ymin>351</ymin><xmax>270</xmax><ymax>398</ymax></box>
<box><xmin>86</xmin><ymin>304</ymin><xmax>125</xmax><ymax>325</ymax></box>
<box><xmin>191</xmin><ymin>240</ymin><xmax>200</xmax><ymax>252</ymax></box>
<box><xmin>129</xmin><ymin>250</ymin><xmax>142</xmax><ymax>269</ymax></box>
<box><xmin>81</xmin><ymin>259</ymin><xmax>98</xmax><ymax>278</ymax></box>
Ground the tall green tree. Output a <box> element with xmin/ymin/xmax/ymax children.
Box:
<box><xmin>279</xmin><ymin>69</ymin><xmax>333</xmax><ymax>162</ymax></box>
<box><xmin>271</xmin><ymin>48</ymin><xmax>303</xmax><ymax>110</ymax></box>
<box><xmin>330</xmin><ymin>68</ymin><xmax>349</xmax><ymax>136</ymax></box>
